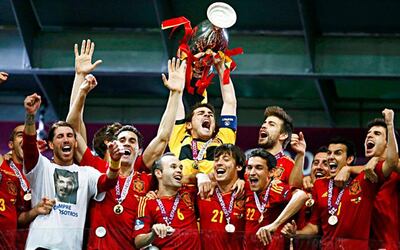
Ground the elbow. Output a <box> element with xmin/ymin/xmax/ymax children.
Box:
<box><xmin>294</xmin><ymin>189</ymin><xmax>308</xmax><ymax>204</ymax></box>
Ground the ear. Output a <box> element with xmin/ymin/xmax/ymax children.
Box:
<box><xmin>279</xmin><ymin>132</ymin><xmax>288</xmax><ymax>142</ymax></box>
<box><xmin>236</xmin><ymin>165</ymin><xmax>243</xmax><ymax>172</ymax></box>
<box><xmin>154</xmin><ymin>169</ymin><xmax>163</xmax><ymax>179</ymax></box>
<box><xmin>48</xmin><ymin>141</ymin><xmax>55</xmax><ymax>150</ymax></box>
<box><xmin>137</xmin><ymin>147</ymin><xmax>143</xmax><ymax>155</ymax></box>
<box><xmin>185</xmin><ymin>122</ymin><xmax>192</xmax><ymax>131</ymax></box>
<box><xmin>346</xmin><ymin>156</ymin><xmax>354</xmax><ymax>165</ymax></box>
<box><xmin>8</xmin><ymin>141</ymin><xmax>13</xmax><ymax>150</ymax></box>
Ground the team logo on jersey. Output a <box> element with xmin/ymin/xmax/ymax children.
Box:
<box><xmin>349</xmin><ymin>180</ymin><xmax>361</xmax><ymax>195</ymax></box>
<box><xmin>134</xmin><ymin>219</ymin><xmax>145</xmax><ymax>230</ymax></box>
<box><xmin>133</xmin><ymin>179</ymin><xmax>145</xmax><ymax>193</ymax></box>
<box><xmin>273</xmin><ymin>167</ymin><xmax>285</xmax><ymax>179</ymax></box>
<box><xmin>234</xmin><ymin>199</ymin><xmax>245</xmax><ymax>210</ymax></box>
<box><xmin>181</xmin><ymin>192</ymin><xmax>194</xmax><ymax>209</ymax></box>
<box><xmin>7</xmin><ymin>180</ymin><xmax>17</xmax><ymax>196</ymax></box>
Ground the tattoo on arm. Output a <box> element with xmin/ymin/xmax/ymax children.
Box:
<box><xmin>25</xmin><ymin>114</ymin><xmax>35</xmax><ymax>125</ymax></box>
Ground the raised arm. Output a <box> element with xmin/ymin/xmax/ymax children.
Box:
<box><xmin>382</xmin><ymin>108</ymin><xmax>399</xmax><ymax>177</ymax></box>
<box><xmin>22</xmin><ymin>93</ymin><xmax>41</xmax><ymax>172</ymax></box>
<box><xmin>289</xmin><ymin>132</ymin><xmax>306</xmax><ymax>188</ymax></box>
<box><xmin>142</xmin><ymin>58</ymin><xmax>186</xmax><ymax>168</ymax></box>
<box><xmin>68</xmin><ymin>39</ymin><xmax>102</xmax><ymax>142</ymax></box>
<box><xmin>214</xmin><ymin>55</ymin><xmax>236</xmax><ymax>116</ymax></box>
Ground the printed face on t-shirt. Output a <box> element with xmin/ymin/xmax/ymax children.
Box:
<box><xmin>246</xmin><ymin>156</ymin><xmax>270</xmax><ymax>192</ymax></box>
<box><xmin>54</xmin><ymin>168</ymin><xmax>78</xmax><ymax>204</ymax></box>
<box><xmin>365</xmin><ymin>126</ymin><xmax>387</xmax><ymax>158</ymax></box>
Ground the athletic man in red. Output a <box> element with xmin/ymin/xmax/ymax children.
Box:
<box><xmin>282</xmin><ymin>109</ymin><xmax>398</xmax><ymax>249</ymax></box>
<box><xmin>197</xmin><ymin>144</ymin><xmax>246</xmax><ymax>250</ymax></box>
<box><xmin>244</xmin><ymin>149</ymin><xmax>307</xmax><ymax>249</ymax></box>
<box><xmin>134</xmin><ymin>153</ymin><xmax>200</xmax><ymax>249</ymax></box>
<box><xmin>257</xmin><ymin>106</ymin><xmax>303</xmax><ymax>188</ymax></box>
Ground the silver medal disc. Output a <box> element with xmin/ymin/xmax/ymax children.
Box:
<box><xmin>328</xmin><ymin>215</ymin><xmax>338</xmax><ymax>226</ymax></box>
<box><xmin>225</xmin><ymin>223</ymin><xmax>236</xmax><ymax>233</ymax></box>
<box><xmin>95</xmin><ymin>226</ymin><xmax>106</xmax><ymax>238</ymax></box>
<box><xmin>166</xmin><ymin>226</ymin><xmax>175</xmax><ymax>236</ymax></box>
<box><xmin>114</xmin><ymin>204</ymin><xmax>124</xmax><ymax>214</ymax></box>
<box><xmin>24</xmin><ymin>193</ymin><xmax>32</xmax><ymax>201</ymax></box>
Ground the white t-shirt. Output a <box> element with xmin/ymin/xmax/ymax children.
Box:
<box><xmin>24</xmin><ymin>154</ymin><xmax>105</xmax><ymax>250</ymax></box>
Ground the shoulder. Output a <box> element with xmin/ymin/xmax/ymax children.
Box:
<box><xmin>278</xmin><ymin>155</ymin><xmax>295</xmax><ymax>165</ymax></box>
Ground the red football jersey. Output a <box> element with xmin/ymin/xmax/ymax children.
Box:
<box><xmin>198</xmin><ymin>189</ymin><xmax>246</xmax><ymax>250</ymax></box>
<box><xmin>81</xmin><ymin>148</ymin><xmax>152</xmax><ymax>249</ymax></box>
<box><xmin>274</xmin><ymin>155</ymin><xmax>294</xmax><ymax>184</ymax></box>
<box><xmin>309</xmin><ymin>162</ymin><xmax>385</xmax><ymax>249</ymax></box>
<box><xmin>370</xmin><ymin>170</ymin><xmax>399</xmax><ymax>250</ymax></box>
<box><xmin>133</xmin><ymin>185</ymin><xmax>200</xmax><ymax>249</ymax></box>
<box><xmin>0</xmin><ymin>160</ymin><xmax>29</xmax><ymax>249</ymax></box>
<box><xmin>244</xmin><ymin>180</ymin><xmax>293</xmax><ymax>250</ymax></box>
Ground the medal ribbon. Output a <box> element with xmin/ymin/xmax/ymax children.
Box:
<box><xmin>9</xmin><ymin>161</ymin><xmax>30</xmax><ymax>193</ymax></box>
<box><xmin>253</xmin><ymin>179</ymin><xmax>273</xmax><ymax>215</ymax></box>
<box><xmin>191</xmin><ymin>139</ymin><xmax>213</xmax><ymax>166</ymax></box>
<box><xmin>115</xmin><ymin>171</ymin><xmax>134</xmax><ymax>204</ymax></box>
<box><xmin>274</xmin><ymin>151</ymin><xmax>285</xmax><ymax>160</ymax></box>
<box><xmin>156</xmin><ymin>194</ymin><xmax>181</xmax><ymax>226</ymax></box>
<box><xmin>327</xmin><ymin>178</ymin><xmax>351</xmax><ymax>215</ymax></box>
<box><xmin>215</xmin><ymin>188</ymin><xmax>236</xmax><ymax>225</ymax></box>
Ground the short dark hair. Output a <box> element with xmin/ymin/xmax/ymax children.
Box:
<box><xmin>327</xmin><ymin>137</ymin><xmax>356</xmax><ymax>165</ymax></box>
<box><xmin>214</xmin><ymin>144</ymin><xmax>246</xmax><ymax>178</ymax></box>
<box><xmin>247</xmin><ymin>148</ymin><xmax>277</xmax><ymax>171</ymax></box>
<box><xmin>314</xmin><ymin>146</ymin><xmax>328</xmax><ymax>155</ymax></box>
<box><xmin>115</xmin><ymin>125</ymin><xmax>144</xmax><ymax>149</ymax></box>
<box><xmin>9</xmin><ymin>124</ymin><xmax>24</xmax><ymax>142</ymax></box>
<box><xmin>264</xmin><ymin>106</ymin><xmax>293</xmax><ymax>149</ymax></box>
<box><xmin>367</xmin><ymin>118</ymin><xmax>387</xmax><ymax>139</ymax></box>
<box><xmin>48</xmin><ymin>121</ymin><xmax>76</xmax><ymax>142</ymax></box>
<box><xmin>186</xmin><ymin>103</ymin><xmax>216</xmax><ymax>123</ymax></box>
<box><xmin>92</xmin><ymin>122</ymin><xmax>122</xmax><ymax>158</ymax></box>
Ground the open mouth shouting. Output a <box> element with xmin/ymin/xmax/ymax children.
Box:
<box><xmin>314</xmin><ymin>170</ymin><xmax>326</xmax><ymax>179</ymax></box>
<box><xmin>173</xmin><ymin>174</ymin><xmax>183</xmax><ymax>184</ymax></box>
<box><xmin>329</xmin><ymin>162</ymin><xmax>338</xmax><ymax>174</ymax></box>
<box><xmin>365</xmin><ymin>140</ymin><xmax>375</xmax><ymax>156</ymax></box>
<box><xmin>215</xmin><ymin>167</ymin><xmax>226</xmax><ymax>178</ymax></box>
<box><xmin>249</xmin><ymin>176</ymin><xmax>259</xmax><ymax>187</ymax></box>
<box><xmin>201</xmin><ymin>119</ymin><xmax>211</xmax><ymax>131</ymax></box>
<box><xmin>61</xmin><ymin>145</ymin><xmax>72</xmax><ymax>156</ymax></box>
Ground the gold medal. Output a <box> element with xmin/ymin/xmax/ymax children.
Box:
<box><xmin>113</xmin><ymin>204</ymin><xmax>124</xmax><ymax>214</ymax></box>
<box><xmin>305</xmin><ymin>198</ymin><xmax>314</xmax><ymax>207</ymax></box>
<box><xmin>225</xmin><ymin>223</ymin><xmax>235</xmax><ymax>233</ymax></box>
<box><xmin>23</xmin><ymin>192</ymin><xmax>32</xmax><ymax>201</ymax></box>
<box><xmin>328</xmin><ymin>215</ymin><xmax>338</xmax><ymax>226</ymax></box>
<box><xmin>258</xmin><ymin>213</ymin><xmax>264</xmax><ymax>224</ymax></box>
<box><xmin>192</xmin><ymin>161</ymin><xmax>198</xmax><ymax>169</ymax></box>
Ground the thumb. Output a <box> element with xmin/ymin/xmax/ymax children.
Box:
<box><xmin>161</xmin><ymin>74</ymin><xmax>168</xmax><ymax>86</ymax></box>
<box><xmin>93</xmin><ymin>60</ymin><xmax>103</xmax><ymax>68</ymax></box>
<box><xmin>299</xmin><ymin>131</ymin><xmax>304</xmax><ymax>140</ymax></box>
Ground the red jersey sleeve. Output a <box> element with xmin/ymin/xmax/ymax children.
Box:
<box><xmin>308</xmin><ymin>180</ymin><xmax>322</xmax><ymax>227</ymax></box>
<box><xmin>134</xmin><ymin>155</ymin><xmax>150</xmax><ymax>173</ymax></box>
<box><xmin>132</xmin><ymin>197</ymin><xmax>154</xmax><ymax>239</ymax></box>
<box><xmin>80</xmin><ymin>147</ymin><xmax>108</xmax><ymax>173</ymax></box>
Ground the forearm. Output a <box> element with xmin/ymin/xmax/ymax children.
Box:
<box><xmin>296</xmin><ymin>222</ymin><xmax>319</xmax><ymax>235</ymax></box>
<box><xmin>289</xmin><ymin>153</ymin><xmax>305</xmax><ymax>188</ymax></box>
<box><xmin>385</xmin><ymin>123</ymin><xmax>399</xmax><ymax>173</ymax></box>
<box><xmin>97</xmin><ymin>173</ymin><xmax>118</xmax><ymax>193</ymax></box>
<box><xmin>18</xmin><ymin>207</ymin><xmax>39</xmax><ymax>225</ymax></box>
<box><xmin>22</xmin><ymin>132</ymin><xmax>39</xmax><ymax>173</ymax></box>
<box><xmin>135</xmin><ymin>231</ymin><xmax>155</xmax><ymax>249</ymax></box>
<box><xmin>219</xmin><ymin>76</ymin><xmax>237</xmax><ymax>116</ymax></box>
<box><xmin>66</xmin><ymin>89</ymin><xmax>88</xmax><ymax>143</ymax></box>
<box><xmin>176</xmin><ymin>92</ymin><xmax>185</xmax><ymax>120</ymax></box>
<box><xmin>69</xmin><ymin>73</ymin><xmax>86</xmax><ymax>110</ymax></box>
<box><xmin>272</xmin><ymin>190</ymin><xmax>308</xmax><ymax>227</ymax></box>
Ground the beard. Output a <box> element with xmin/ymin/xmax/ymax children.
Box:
<box><xmin>258</xmin><ymin>137</ymin><xmax>276</xmax><ymax>150</ymax></box>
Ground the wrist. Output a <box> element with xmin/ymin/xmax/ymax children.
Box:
<box><xmin>109</xmin><ymin>159</ymin><xmax>120</xmax><ymax>170</ymax></box>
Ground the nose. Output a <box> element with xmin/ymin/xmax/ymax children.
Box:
<box><xmin>249</xmin><ymin>167</ymin><xmax>256</xmax><ymax>176</ymax></box>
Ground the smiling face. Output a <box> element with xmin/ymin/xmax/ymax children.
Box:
<box><xmin>213</xmin><ymin>152</ymin><xmax>241</xmax><ymax>186</ymax></box>
<box><xmin>327</xmin><ymin>144</ymin><xmax>353</xmax><ymax>176</ymax></box>
<box><xmin>258</xmin><ymin>116</ymin><xmax>287</xmax><ymax>150</ymax></box>
<box><xmin>365</xmin><ymin>125</ymin><xmax>387</xmax><ymax>158</ymax></box>
<box><xmin>186</xmin><ymin>106</ymin><xmax>216</xmax><ymax>140</ymax></box>
<box><xmin>246</xmin><ymin>156</ymin><xmax>271</xmax><ymax>192</ymax></box>
<box><xmin>156</xmin><ymin>155</ymin><xmax>183</xmax><ymax>189</ymax></box>
<box><xmin>49</xmin><ymin>126</ymin><xmax>77</xmax><ymax>166</ymax></box>
<box><xmin>117</xmin><ymin>130</ymin><xmax>140</xmax><ymax>167</ymax></box>
<box><xmin>8</xmin><ymin>125</ymin><xmax>24</xmax><ymax>164</ymax></box>
<box><xmin>311</xmin><ymin>152</ymin><xmax>329</xmax><ymax>183</ymax></box>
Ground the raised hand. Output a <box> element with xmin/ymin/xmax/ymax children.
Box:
<box><xmin>382</xmin><ymin>108</ymin><xmax>394</xmax><ymax>126</ymax></box>
<box><xmin>291</xmin><ymin>132</ymin><xmax>306</xmax><ymax>155</ymax></box>
<box><xmin>79</xmin><ymin>74</ymin><xmax>98</xmax><ymax>94</ymax></box>
<box><xmin>74</xmin><ymin>39</ymin><xmax>102</xmax><ymax>75</ymax></box>
<box><xmin>302</xmin><ymin>176</ymin><xmax>313</xmax><ymax>191</ymax></box>
<box><xmin>161</xmin><ymin>57</ymin><xmax>186</xmax><ymax>93</ymax></box>
<box><xmin>108</xmin><ymin>140</ymin><xmax>124</xmax><ymax>162</ymax></box>
<box><xmin>24</xmin><ymin>93</ymin><xmax>41</xmax><ymax>115</ymax></box>
<box><xmin>0</xmin><ymin>72</ymin><xmax>9</xmax><ymax>84</ymax></box>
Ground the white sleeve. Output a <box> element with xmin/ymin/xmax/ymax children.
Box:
<box><xmin>84</xmin><ymin>166</ymin><xmax>105</xmax><ymax>202</ymax></box>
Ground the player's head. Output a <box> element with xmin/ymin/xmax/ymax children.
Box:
<box><xmin>246</xmin><ymin>149</ymin><xmax>277</xmax><ymax>192</ymax></box>
<box><xmin>365</xmin><ymin>118</ymin><xmax>389</xmax><ymax>158</ymax></box>
<box><xmin>92</xmin><ymin>122</ymin><xmax>122</xmax><ymax>159</ymax></box>
<box><xmin>48</xmin><ymin>121</ymin><xmax>77</xmax><ymax>166</ymax></box>
<box><xmin>8</xmin><ymin>124</ymin><xmax>24</xmax><ymax>164</ymax></box>
<box><xmin>258</xmin><ymin>106</ymin><xmax>293</xmax><ymax>151</ymax></box>
<box><xmin>152</xmin><ymin>152</ymin><xmax>183</xmax><ymax>190</ymax></box>
<box><xmin>213</xmin><ymin>144</ymin><xmax>245</xmax><ymax>187</ymax></box>
<box><xmin>185</xmin><ymin>103</ymin><xmax>217</xmax><ymax>140</ymax></box>
<box><xmin>311</xmin><ymin>146</ymin><xmax>329</xmax><ymax>183</ymax></box>
<box><xmin>327</xmin><ymin>137</ymin><xmax>356</xmax><ymax>177</ymax></box>
<box><xmin>115</xmin><ymin>125</ymin><xmax>143</xmax><ymax>167</ymax></box>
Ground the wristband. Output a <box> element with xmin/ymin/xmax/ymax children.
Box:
<box><xmin>196</xmin><ymin>173</ymin><xmax>211</xmax><ymax>185</ymax></box>
<box><xmin>109</xmin><ymin>159</ymin><xmax>120</xmax><ymax>170</ymax></box>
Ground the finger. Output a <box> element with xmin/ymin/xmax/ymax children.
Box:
<box><xmin>180</xmin><ymin>60</ymin><xmax>187</xmax><ymax>71</ymax></box>
<box><xmin>266</xmin><ymin>231</ymin><xmax>272</xmax><ymax>244</ymax></box>
<box><xmin>92</xmin><ymin>60</ymin><xmax>103</xmax><ymax>69</ymax></box>
<box><xmin>74</xmin><ymin>44</ymin><xmax>79</xmax><ymax>57</ymax></box>
<box><xmin>171</xmin><ymin>57</ymin><xmax>176</xmax><ymax>72</ymax></box>
<box><xmin>167</xmin><ymin>59</ymin><xmax>172</xmax><ymax>75</ymax></box>
<box><xmin>260</xmin><ymin>230</ymin><xmax>267</xmax><ymax>246</ymax></box>
<box><xmin>299</xmin><ymin>131</ymin><xmax>304</xmax><ymax>140</ymax></box>
<box><xmin>175</xmin><ymin>57</ymin><xmax>180</xmax><ymax>69</ymax></box>
<box><xmin>89</xmin><ymin>42</ymin><xmax>95</xmax><ymax>56</ymax></box>
<box><xmin>85</xmin><ymin>39</ymin><xmax>91</xmax><ymax>55</ymax></box>
<box><xmin>161</xmin><ymin>74</ymin><xmax>167</xmax><ymax>86</ymax></box>
<box><xmin>80</xmin><ymin>40</ymin><xmax>86</xmax><ymax>55</ymax></box>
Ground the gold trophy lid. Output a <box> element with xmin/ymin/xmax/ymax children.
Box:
<box><xmin>207</xmin><ymin>2</ymin><xmax>237</xmax><ymax>29</ymax></box>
